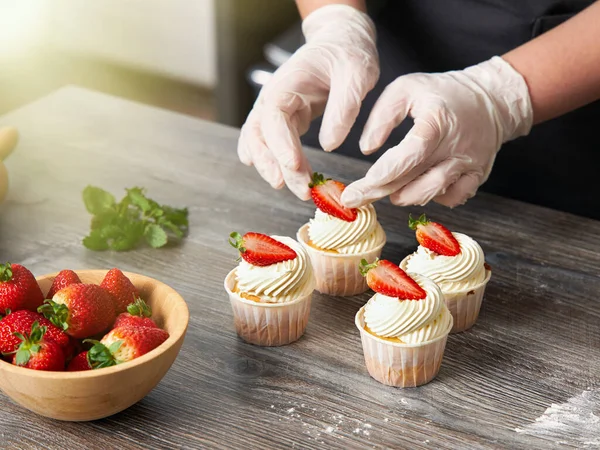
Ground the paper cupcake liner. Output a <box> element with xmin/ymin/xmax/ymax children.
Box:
<box><xmin>443</xmin><ymin>270</ymin><xmax>492</xmax><ymax>333</ymax></box>
<box><xmin>400</xmin><ymin>257</ymin><xmax>492</xmax><ymax>334</ymax></box>
<box><xmin>297</xmin><ymin>224</ymin><xmax>385</xmax><ymax>297</ymax></box>
<box><xmin>355</xmin><ymin>307</ymin><xmax>452</xmax><ymax>387</ymax></box>
<box><xmin>224</xmin><ymin>270</ymin><xmax>312</xmax><ymax>347</ymax></box>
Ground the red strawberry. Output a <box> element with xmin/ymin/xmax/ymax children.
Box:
<box><xmin>408</xmin><ymin>214</ymin><xmax>461</xmax><ymax>257</ymax></box>
<box><xmin>0</xmin><ymin>310</ymin><xmax>72</xmax><ymax>357</ymax></box>
<box><xmin>38</xmin><ymin>284</ymin><xmax>116</xmax><ymax>339</ymax></box>
<box><xmin>359</xmin><ymin>259</ymin><xmax>427</xmax><ymax>300</ymax></box>
<box><xmin>229</xmin><ymin>232</ymin><xmax>297</xmax><ymax>267</ymax></box>
<box><xmin>99</xmin><ymin>326</ymin><xmax>169</xmax><ymax>363</ymax></box>
<box><xmin>113</xmin><ymin>298</ymin><xmax>157</xmax><ymax>329</ymax></box>
<box><xmin>46</xmin><ymin>270</ymin><xmax>81</xmax><ymax>299</ymax></box>
<box><xmin>67</xmin><ymin>351</ymin><xmax>91</xmax><ymax>371</ymax></box>
<box><xmin>0</xmin><ymin>262</ymin><xmax>44</xmax><ymax>313</ymax></box>
<box><xmin>11</xmin><ymin>321</ymin><xmax>65</xmax><ymax>371</ymax></box>
<box><xmin>308</xmin><ymin>172</ymin><xmax>357</xmax><ymax>222</ymax></box>
<box><xmin>100</xmin><ymin>268</ymin><xmax>140</xmax><ymax>314</ymax></box>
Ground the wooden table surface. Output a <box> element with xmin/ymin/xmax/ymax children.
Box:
<box><xmin>1</xmin><ymin>87</ymin><xmax>599</xmax><ymax>450</ymax></box>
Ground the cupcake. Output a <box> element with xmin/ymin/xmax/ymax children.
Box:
<box><xmin>224</xmin><ymin>231</ymin><xmax>315</xmax><ymax>346</ymax></box>
<box><xmin>297</xmin><ymin>173</ymin><xmax>386</xmax><ymax>296</ymax></box>
<box><xmin>400</xmin><ymin>215</ymin><xmax>491</xmax><ymax>333</ymax></box>
<box><xmin>355</xmin><ymin>259</ymin><xmax>453</xmax><ymax>387</ymax></box>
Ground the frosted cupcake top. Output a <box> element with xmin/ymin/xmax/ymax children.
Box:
<box><xmin>236</xmin><ymin>236</ymin><xmax>314</xmax><ymax>303</ymax></box>
<box><xmin>363</xmin><ymin>273</ymin><xmax>452</xmax><ymax>344</ymax></box>
<box><xmin>308</xmin><ymin>204</ymin><xmax>385</xmax><ymax>254</ymax></box>
<box><xmin>402</xmin><ymin>232</ymin><xmax>486</xmax><ymax>293</ymax></box>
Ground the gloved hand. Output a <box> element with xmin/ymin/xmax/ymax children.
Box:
<box><xmin>238</xmin><ymin>4</ymin><xmax>379</xmax><ymax>200</ymax></box>
<box><xmin>341</xmin><ymin>56</ymin><xmax>533</xmax><ymax>208</ymax></box>
<box><xmin>0</xmin><ymin>127</ymin><xmax>19</xmax><ymax>203</ymax></box>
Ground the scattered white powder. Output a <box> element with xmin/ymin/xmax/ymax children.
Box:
<box><xmin>384</xmin><ymin>418</ymin><xmax>389</xmax><ymax>423</ymax></box>
<box><xmin>353</xmin><ymin>428</ymin><xmax>361</xmax><ymax>434</ymax></box>
<box><xmin>270</xmin><ymin>405</ymin><xmax>274</xmax><ymax>409</ymax></box>
<box><xmin>364</xmin><ymin>424</ymin><xmax>372</xmax><ymax>429</ymax></box>
<box><xmin>515</xmin><ymin>389</ymin><xmax>600</xmax><ymax>447</ymax></box>
<box><xmin>287</xmin><ymin>407</ymin><xmax>295</xmax><ymax>414</ymax></box>
<box><xmin>325</xmin><ymin>426</ymin><xmax>334</xmax><ymax>433</ymax></box>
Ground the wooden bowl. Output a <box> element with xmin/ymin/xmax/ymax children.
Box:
<box><xmin>0</xmin><ymin>270</ymin><xmax>189</xmax><ymax>421</ymax></box>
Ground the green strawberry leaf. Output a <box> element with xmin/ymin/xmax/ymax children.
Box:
<box><xmin>83</xmin><ymin>186</ymin><xmax>116</xmax><ymax>215</ymax></box>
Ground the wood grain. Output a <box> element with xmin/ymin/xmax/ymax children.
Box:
<box><xmin>0</xmin><ymin>87</ymin><xmax>599</xmax><ymax>449</ymax></box>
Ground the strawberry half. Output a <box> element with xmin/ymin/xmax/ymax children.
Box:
<box><xmin>359</xmin><ymin>259</ymin><xmax>427</xmax><ymax>300</ymax></box>
<box><xmin>229</xmin><ymin>232</ymin><xmax>297</xmax><ymax>267</ymax></box>
<box><xmin>46</xmin><ymin>270</ymin><xmax>82</xmax><ymax>299</ymax></box>
<box><xmin>408</xmin><ymin>214</ymin><xmax>461</xmax><ymax>257</ymax></box>
<box><xmin>308</xmin><ymin>172</ymin><xmax>357</xmax><ymax>222</ymax></box>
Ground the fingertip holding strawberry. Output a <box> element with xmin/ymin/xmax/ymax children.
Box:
<box><xmin>0</xmin><ymin>264</ymin><xmax>170</xmax><ymax>372</ymax></box>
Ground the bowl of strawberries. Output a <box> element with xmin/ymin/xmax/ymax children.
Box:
<box><xmin>0</xmin><ymin>263</ymin><xmax>189</xmax><ymax>421</ymax></box>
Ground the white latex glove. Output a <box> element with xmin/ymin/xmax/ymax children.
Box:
<box><xmin>0</xmin><ymin>127</ymin><xmax>19</xmax><ymax>203</ymax></box>
<box><xmin>341</xmin><ymin>56</ymin><xmax>533</xmax><ymax>208</ymax></box>
<box><xmin>237</xmin><ymin>4</ymin><xmax>379</xmax><ymax>200</ymax></box>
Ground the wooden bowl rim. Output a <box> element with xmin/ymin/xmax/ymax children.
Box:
<box><xmin>0</xmin><ymin>269</ymin><xmax>189</xmax><ymax>379</ymax></box>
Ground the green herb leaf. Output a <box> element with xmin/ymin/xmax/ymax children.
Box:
<box><xmin>144</xmin><ymin>224</ymin><xmax>168</xmax><ymax>248</ymax></box>
<box><xmin>83</xmin><ymin>229</ymin><xmax>110</xmax><ymax>251</ymax></box>
<box><xmin>126</xmin><ymin>187</ymin><xmax>152</xmax><ymax>213</ymax></box>
<box><xmin>83</xmin><ymin>186</ymin><xmax>116</xmax><ymax>215</ymax></box>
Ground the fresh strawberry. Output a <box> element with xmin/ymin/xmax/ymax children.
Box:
<box><xmin>408</xmin><ymin>214</ymin><xmax>461</xmax><ymax>257</ymax></box>
<box><xmin>11</xmin><ymin>321</ymin><xmax>65</xmax><ymax>371</ymax></box>
<box><xmin>229</xmin><ymin>232</ymin><xmax>297</xmax><ymax>267</ymax></box>
<box><xmin>67</xmin><ymin>351</ymin><xmax>91</xmax><ymax>371</ymax></box>
<box><xmin>0</xmin><ymin>262</ymin><xmax>44</xmax><ymax>313</ymax></box>
<box><xmin>100</xmin><ymin>268</ymin><xmax>140</xmax><ymax>314</ymax></box>
<box><xmin>46</xmin><ymin>270</ymin><xmax>82</xmax><ymax>299</ymax></box>
<box><xmin>359</xmin><ymin>259</ymin><xmax>427</xmax><ymax>300</ymax></box>
<box><xmin>38</xmin><ymin>284</ymin><xmax>116</xmax><ymax>339</ymax></box>
<box><xmin>113</xmin><ymin>298</ymin><xmax>157</xmax><ymax>329</ymax></box>
<box><xmin>99</xmin><ymin>326</ymin><xmax>169</xmax><ymax>364</ymax></box>
<box><xmin>308</xmin><ymin>172</ymin><xmax>357</xmax><ymax>222</ymax></box>
<box><xmin>0</xmin><ymin>310</ymin><xmax>72</xmax><ymax>357</ymax></box>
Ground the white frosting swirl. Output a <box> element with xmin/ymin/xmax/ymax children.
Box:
<box><xmin>307</xmin><ymin>204</ymin><xmax>385</xmax><ymax>253</ymax></box>
<box><xmin>235</xmin><ymin>236</ymin><xmax>314</xmax><ymax>303</ymax></box>
<box><xmin>364</xmin><ymin>273</ymin><xmax>451</xmax><ymax>343</ymax></box>
<box><xmin>402</xmin><ymin>232</ymin><xmax>486</xmax><ymax>293</ymax></box>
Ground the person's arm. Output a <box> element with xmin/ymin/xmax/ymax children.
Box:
<box><xmin>296</xmin><ymin>0</ymin><xmax>366</xmax><ymax>18</ymax></box>
<box><xmin>503</xmin><ymin>1</ymin><xmax>600</xmax><ymax>124</ymax></box>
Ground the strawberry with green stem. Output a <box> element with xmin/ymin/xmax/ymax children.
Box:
<box><xmin>0</xmin><ymin>262</ymin><xmax>44</xmax><ymax>313</ymax></box>
<box><xmin>10</xmin><ymin>321</ymin><xmax>65</xmax><ymax>371</ymax></box>
<box><xmin>408</xmin><ymin>214</ymin><xmax>461</xmax><ymax>257</ymax></box>
<box><xmin>38</xmin><ymin>284</ymin><xmax>116</xmax><ymax>339</ymax></box>
<box><xmin>113</xmin><ymin>298</ymin><xmax>157</xmax><ymax>329</ymax></box>
<box><xmin>360</xmin><ymin>259</ymin><xmax>427</xmax><ymax>300</ymax></box>
<box><xmin>100</xmin><ymin>268</ymin><xmax>140</xmax><ymax>314</ymax></box>
<box><xmin>229</xmin><ymin>232</ymin><xmax>297</xmax><ymax>266</ymax></box>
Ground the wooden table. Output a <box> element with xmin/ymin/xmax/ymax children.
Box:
<box><xmin>1</xmin><ymin>87</ymin><xmax>599</xmax><ymax>450</ymax></box>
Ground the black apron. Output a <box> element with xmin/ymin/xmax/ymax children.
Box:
<box><xmin>300</xmin><ymin>0</ymin><xmax>600</xmax><ymax>220</ymax></box>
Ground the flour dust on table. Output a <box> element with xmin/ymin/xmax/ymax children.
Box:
<box><xmin>515</xmin><ymin>388</ymin><xmax>600</xmax><ymax>448</ymax></box>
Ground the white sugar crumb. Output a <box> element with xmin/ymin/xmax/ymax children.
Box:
<box><xmin>364</xmin><ymin>423</ymin><xmax>372</xmax><ymax>429</ymax></box>
<box><xmin>400</xmin><ymin>398</ymin><xmax>408</xmax><ymax>404</ymax></box>
<box><xmin>515</xmin><ymin>389</ymin><xmax>600</xmax><ymax>447</ymax></box>
<box><xmin>325</xmin><ymin>426</ymin><xmax>334</xmax><ymax>433</ymax></box>
<box><xmin>384</xmin><ymin>418</ymin><xmax>389</xmax><ymax>422</ymax></box>
<box><xmin>270</xmin><ymin>405</ymin><xmax>274</xmax><ymax>409</ymax></box>
<box><xmin>364</xmin><ymin>430</ymin><xmax>370</xmax><ymax>436</ymax></box>
<box><xmin>287</xmin><ymin>407</ymin><xmax>295</xmax><ymax>414</ymax></box>
<box><xmin>353</xmin><ymin>428</ymin><xmax>361</xmax><ymax>434</ymax></box>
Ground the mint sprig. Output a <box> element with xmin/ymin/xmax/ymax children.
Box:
<box><xmin>82</xmin><ymin>186</ymin><xmax>189</xmax><ymax>251</ymax></box>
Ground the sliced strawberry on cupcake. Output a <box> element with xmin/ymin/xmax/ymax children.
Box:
<box><xmin>0</xmin><ymin>262</ymin><xmax>44</xmax><ymax>313</ymax></box>
<box><xmin>113</xmin><ymin>298</ymin><xmax>157</xmax><ymax>329</ymax></box>
<box><xmin>229</xmin><ymin>232</ymin><xmax>297</xmax><ymax>266</ymax></box>
<box><xmin>38</xmin><ymin>284</ymin><xmax>116</xmax><ymax>339</ymax></box>
<box><xmin>100</xmin><ymin>268</ymin><xmax>140</xmax><ymax>314</ymax></box>
<box><xmin>359</xmin><ymin>259</ymin><xmax>427</xmax><ymax>300</ymax></box>
<box><xmin>46</xmin><ymin>269</ymin><xmax>82</xmax><ymax>299</ymax></box>
<box><xmin>308</xmin><ymin>172</ymin><xmax>357</xmax><ymax>222</ymax></box>
<box><xmin>11</xmin><ymin>321</ymin><xmax>65</xmax><ymax>371</ymax></box>
<box><xmin>408</xmin><ymin>214</ymin><xmax>461</xmax><ymax>257</ymax></box>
